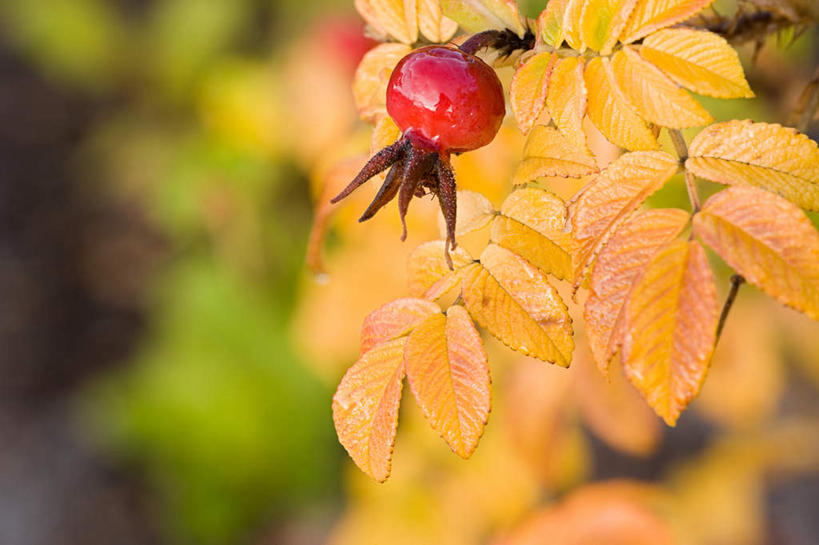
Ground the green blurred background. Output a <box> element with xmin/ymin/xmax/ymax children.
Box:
<box><xmin>0</xmin><ymin>1</ymin><xmax>818</xmax><ymax>544</ymax></box>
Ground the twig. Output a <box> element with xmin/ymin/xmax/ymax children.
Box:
<box><xmin>715</xmin><ymin>274</ymin><xmax>745</xmax><ymax>345</ymax></box>
<box><xmin>796</xmin><ymin>66</ymin><xmax>819</xmax><ymax>133</ymax></box>
<box><xmin>668</xmin><ymin>129</ymin><xmax>701</xmax><ymax>213</ymax></box>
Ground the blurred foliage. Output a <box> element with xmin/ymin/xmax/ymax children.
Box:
<box><xmin>86</xmin><ymin>258</ymin><xmax>337</xmax><ymax>543</ymax></box>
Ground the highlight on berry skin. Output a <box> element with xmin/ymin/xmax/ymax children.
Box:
<box><xmin>330</xmin><ymin>45</ymin><xmax>506</xmax><ymax>262</ymax></box>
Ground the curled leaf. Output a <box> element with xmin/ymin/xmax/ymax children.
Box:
<box><xmin>371</xmin><ymin>115</ymin><xmax>401</xmax><ymax>155</ymax></box>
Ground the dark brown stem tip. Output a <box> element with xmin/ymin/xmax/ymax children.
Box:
<box><xmin>715</xmin><ymin>274</ymin><xmax>746</xmax><ymax>344</ymax></box>
<box><xmin>459</xmin><ymin>29</ymin><xmax>536</xmax><ymax>57</ymax></box>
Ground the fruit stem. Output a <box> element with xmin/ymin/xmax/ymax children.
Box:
<box><xmin>669</xmin><ymin>129</ymin><xmax>701</xmax><ymax>213</ymax></box>
<box><xmin>459</xmin><ymin>29</ymin><xmax>535</xmax><ymax>57</ymax></box>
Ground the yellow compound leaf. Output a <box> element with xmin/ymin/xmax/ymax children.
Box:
<box><xmin>686</xmin><ymin>120</ymin><xmax>819</xmax><ymax>211</ymax></box>
<box><xmin>537</xmin><ymin>0</ymin><xmax>569</xmax><ymax>47</ymax></box>
<box><xmin>360</xmin><ymin>297</ymin><xmax>441</xmax><ymax>354</ymax></box>
<box><xmin>353</xmin><ymin>43</ymin><xmax>412</xmax><ymax>122</ymax></box>
<box><xmin>332</xmin><ymin>337</ymin><xmax>407</xmax><ymax>482</ymax></box>
<box><xmin>585</xmin><ymin>208</ymin><xmax>690</xmax><ymax>372</ymax></box>
<box><xmin>694</xmin><ymin>186</ymin><xmax>819</xmax><ymax>321</ymax></box>
<box><xmin>513</xmin><ymin>125</ymin><xmax>598</xmax><ymax>184</ymax></box>
<box><xmin>510</xmin><ymin>52</ymin><xmax>556</xmax><ymax>134</ymax></box>
<box><xmin>571</xmin><ymin>151</ymin><xmax>679</xmax><ymax>286</ymax></box>
<box><xmin>580</xmin><ymin>0</ymin><xmax>638</xmax><ymax>54</ymax></box>
<box><xmin>622</xmin><ymin>240</ymin><xmax>717</xmax><ymax>426</ymax></box>
<box><xmin>621</xmin><ymin>0</ymin><xmax>715</xmax><ymax>44</ymax></box>
<box><xmin>547</xmin><ymin>57</ymin><xmax>589</xmax><ymax>150</ymax></box>
<box><xmin>611</xmin><ymin>47</ymin><xmax>712</xmax><ymax>129</ymax></box>
<box><xmin>562</xmin><ymin>0</ymin><xmax>586</xmax><ymax>51</ymax></box>
<box><xmin>641</xmin><ymin>28</ymin><xmax>753</xmax><ymax>99</ymax></box>
<box><xmin>404</xmin><ymin>305</ymin><xmax>490</xmax><ymax>457</ymax></box>
<box><xmin>437</xmin><ymin>189</ymin><xmax>496</xmax><ymax>238</ymax></box>
<box><xmin>491</xmin><ymin>188</ymin><xmax>573</xmax><ymax>280</ymax></box>
<box><xmin>418</xmin><ymin>0</ymin><xmax>459</xmax><ymax>42</ymax></box>
<box><xmin>440</xmin><ymin>0</ymin><xmax>526</xmax><ymax>36</ymax></box>
<box><xmin>462</xmin><ymin>244</ymin><xmax>574</xmax><ymax>366</ymax></box>
<box><xmin>355</xmin><ymin>0</ymin><xmax>419</xmax><ymax>44</ymax></box>
<box><xmin>408</xmin><ymin>241</ymin><xmax>474</xmax><ymax>300</ymax></box>
<box><xmin>585</xmin><ymin>57</ymin><xmax>659</xmax><ymax>151</ymax></box>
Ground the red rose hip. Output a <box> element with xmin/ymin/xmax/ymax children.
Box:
<box><xmin>331</xmin><ymin>45</ymin><xmax>507</xmax><ymax>266</ymax></box>
<box><xmin>386</xmin><ymin>46</ymin><xmax>505</xmax><ymax>153</ymax></box>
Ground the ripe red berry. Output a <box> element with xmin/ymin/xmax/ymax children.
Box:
<box><xmin>332</xmin><ymin>45</ymin><xmax>506</xmax><ymax>266</ymax></box>
<box><xmin>386</xmin><ymin>45</ymin><xmax>505</xmax><ymax>153</ymax></box>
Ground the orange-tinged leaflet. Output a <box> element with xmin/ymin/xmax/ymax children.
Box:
<box><xmin>405</xmin><ymin>305</ymin><xmax>491</xmax><ymax>457</ymax></box>
<box><xmin>570</xmin><ymin>150</ymin><xmax>679</xmax><ymax>286</ymax></box>
<box><xmin>694</xmin><ymin>186</ymin><xmax>819</xmax><ymax>321</ymax></box>
<box><xmin>622</xmin><ymin>240</ymin><xmax>718</xmax><ymax>426</ymax></box>
<box><xmin>360</xmin><ymin>297</ymin><xmax>441</xmax><ymax>354</ymax></box>
<box><xmin>333</xmin><ymin>337</ymin><xmax>407</xmax><ymax>482</ymax></box>
<box><xmin>584</xmin><ymin>208</ymin><xmax>690</xmax><ymax>371</ymax></box>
